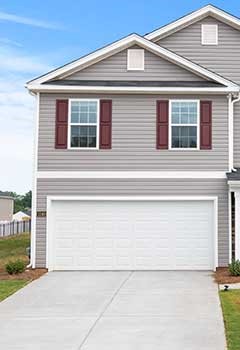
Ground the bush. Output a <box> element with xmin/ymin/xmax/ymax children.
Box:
<box><xmin>5</xmin><ymin>260</ymin><xmax>26</xmax><ymax>275</ymax></box>
<box><xmin>229</xmin><ymin>260</ymin><xmax>240</xmax><ymax>276</ymax></box>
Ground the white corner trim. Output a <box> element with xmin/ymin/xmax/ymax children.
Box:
<box><xmin>145</xmin><ymin>5</ymin><xmax>240</xmax><ymax>41</ymax></box>
<box><xmin>31</xmin><ymin>92</ymin><xmax>39</xmax><ymax>269</ymax></box>
<box><xmin>228</xmin><ymin>190</ymin><xmax>232</xmax><ymax>263</ymax></box>
<box><xmin>26</xmin><ymin>33</ymin><xmax>238</xmax><ymax>90</ymax></box>
<box><xmin>234</xmin><ymin>191</ymin><xmax>240</xmax><ymax>260</ymax></box>
<box><xmin>46</xmin><ymin>195</ymin><xmax>218</xmax><ymax>271</ymax></box>
<box><xmin>37</xmin><ymin>171</ymin><xmax>227</xmax><ymax>179</ymax></box>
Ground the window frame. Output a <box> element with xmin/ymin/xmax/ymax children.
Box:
<box><xmin>201</xmin><ymin>24</ymin><xmax>218</xmax><ymax>45</ymax></box>
<box><xmin>127</xmin><ymin>49</ymin><xmax>145</xmax><ymax>71</ymax></box>
<box><xmin>68</xmin><ymin>98</ymin><xmax>100</xmax><ymax>150</ymax></box>
<box><xmin>169</xmin><ymin>99</ymin><xmax>200</xmax><ymax>151</ymax></box>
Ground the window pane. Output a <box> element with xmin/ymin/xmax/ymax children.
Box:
<box><xmin>172</xmin><ymin>113</ymin><xmax>180</xmax><ymax>124</ymax></box>
<box><xmin>71</xmin><ymin>101</ymin><xmax>98</xmax><ymax>124</ymax></box>
<box><xmin>171</xmin><ymin>126</ymin><xmax>197</xmax><ymax>149</ymax></box>
<box><xmin>89</xmin><ymin>102</ymin><xmax>97</xmax><ymax>112</ymax></box>
<box><xmin>79</xmin><ymin>112</ymin><xmax>88</xmax><ymax>123</ymax></box>
<box><xmin>71</xmin><ymin>112</ymin><xmax>79</xmax><ymax>123</ymax></box>
<box><xmin>171</xmin><ymin>101</ymin><xmax>198</xmax><ymax>125</ymax></box>
<box><xmin>71</xmin><ymin>126</ymin><xmax>97</xmax><ymax>148</ymax></box>
<box><xmin>89</xmin><ymin>112</ymin><xmax>97</xmax><ymax>123</ymax></box>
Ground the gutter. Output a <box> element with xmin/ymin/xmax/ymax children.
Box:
<box><xmin>228</xmin><ymin>92</ymin><xmax>240</xmax><ymax>172</ymax></box>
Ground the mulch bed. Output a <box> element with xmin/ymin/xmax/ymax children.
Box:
<box><xmin>215</xmin><ymin>267</ymin><xmax>240</xmax><ymax>284</ymax></box>
<box><xmin>0</xmin><ymin>268</ymin><xmax>47</xmax><ymax>281</ymax></box>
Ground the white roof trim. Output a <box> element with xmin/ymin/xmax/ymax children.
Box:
<box><xmin>26</xmin><ymin>33</ymin><xmax>238</xmax><ymax>91</ymax></box>
<box><xmin>145</xmin><ymin>5</ymin><xmax>240</xmax><ymax>41</ymax></box>
<box><xmin>27</xmin><ymin>84</ymin><xmax>238</xmax><ymax>94</ymax></box>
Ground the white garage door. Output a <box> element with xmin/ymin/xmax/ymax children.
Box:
<box><xmin>48</xmin><ymin>199</ymin><xmax>215</xmax><ymax>270</ymax></box>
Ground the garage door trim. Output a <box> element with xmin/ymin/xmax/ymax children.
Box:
<box><xmin>46</xmin><ymin>195</ymin><xmax>218</xmax><ymax>271</ymax></box>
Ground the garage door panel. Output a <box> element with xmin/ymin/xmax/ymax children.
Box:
<box><xmin>50</xmin><ymin>200</ymin><xmax>215</xmax><ymax>270</ymax></box>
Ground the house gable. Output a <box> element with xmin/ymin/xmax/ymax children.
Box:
<box><xmin>157</xmin><ymin>16</ymin><xmax>240</xmax><ymax>85</ymax></box>
<box><xmin>26</xmin><ymin>34</ymin><xmax>238</xmax><ymax>92</ymax></box>
<box><xmin>64</xmin><ymin>45</ymin><xmax>206</xmax><ymax>82</ymax></box>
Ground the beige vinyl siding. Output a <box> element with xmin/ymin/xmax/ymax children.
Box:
<box><xmin>65</xmin><ymin>46</ymin><xmax>205</xmax><ymax>81</ymax></box>
<box><xmin>35</xmin><ymin>178</ymin><xmax>228</xmax><ymax>267</ymax></box>
<box><xmin>158</xmin><ymin>16</ymin><xmax>240</xmax><ymax>85</ymax></box>
<box><xmin>38</xmin><ymin>93</ymin><xmax>228</xmax><ymax>171</ymax></box>
<box><xmin>234</xmin><ymin>101</ymin><xmax>240</xmax><ymax>167</ymax></box>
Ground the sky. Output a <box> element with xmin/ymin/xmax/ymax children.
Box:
<box><xmin>0</xmin><ymin>0</ymin><xmax>239</xmax><ymax>194</ymax></box>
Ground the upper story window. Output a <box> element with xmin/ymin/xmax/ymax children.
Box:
<box><xmin>201</xmin><ymin>24</ymin><xmax>218</xmax><ymax>45</ymax></box>
<box><xmin>127</xmin><ymin>49</ymin><xmax>144</xmax><ymax>70</ymax></box>
<box><xmin>69</xmin><ymin>99</ymin><xmax>99</xmax><ymax>149</ymax></box>
<box><xmin>170</xmin><ymin>101</ymin><xmax>199</xmax><ymax>149</ymax></box>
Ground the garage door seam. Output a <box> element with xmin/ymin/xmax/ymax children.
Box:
<box><xmin>77</xmin><ymin>271</ymin><xmax>134</xmax><ymax>349</ymax></box>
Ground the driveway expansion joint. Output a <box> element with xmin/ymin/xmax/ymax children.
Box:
<box><xmin>77</xmin><ymin>271</ymin><xmax>134</xmax><ymax>350</ymax></box>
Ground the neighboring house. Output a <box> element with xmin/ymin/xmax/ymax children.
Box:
<box><xmin>0</xmin><ymin>196</ymin><xmax>14</xmax><ymax>222</ymax></box>
<box><xmin>27</xmin><ymin>5</ymin><xmax>240</xmax><ymax>271</ymax></box>
<box><xmin>13</xmin><ymin>211</ymin><xmax>30</xmax><ymax>221</ymax></box>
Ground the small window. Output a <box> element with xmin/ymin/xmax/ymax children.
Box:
<box><xmin>69</xmin><ymin>100</ymin><xmax>99</xmax><ymax>149</ymax></box>
<box><xmin>170</xmin><ymin>101</ymin><xmax>199</xmax><ymax>149</ymax></box>
<box><xmin>201</xmin><ymin>24</ymin><xmax>218</xmax><ymax>45</ymax></box>
<box><xmin>127</xmin><ymin>49</ymin><xmax>144</xmax><ymax>70</ymax></box>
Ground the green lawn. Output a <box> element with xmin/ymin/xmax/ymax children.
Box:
<box><xmin>0</xmin><ymin>280</ymin><xmax>28</xmax><ymax>301</ymax></box>
<box><xmin>0</xmin><ymin>233</ymin><xmax>30</xmax><ymax>269</ymax></box>
<box><xmin>220</xmin><ymin>290</ymin><xmax>240</xmax><ymax>350</ymax></box>
<box><xmin>0</xmin><ymin>233</ymin><xmax>30</xmax><ymax>301</ymax></box>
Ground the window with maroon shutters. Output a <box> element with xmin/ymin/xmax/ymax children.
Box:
<box><xmin>55</xmin><ymin>99</ymin><xmax>68</xmax><ymax>149</ymax></box>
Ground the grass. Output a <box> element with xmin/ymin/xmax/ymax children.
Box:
<box><xmin>220</xmin><ymin>290</ymin><xmax>240</xmax><ymax>350</ymax></box>
<box><xmin>0</xmin><ymin>233</ymin><xmax>30</xmax><ymax>269</ymax></box>
<box><xmin>0</xmin><ymin>234</ymin><xmax>30</xmax><ymax>301</ymax></box>
<box><xmin>0</xmin><ymin>280</ymin><xmax>28</xmax><ymax>301</ymax></box>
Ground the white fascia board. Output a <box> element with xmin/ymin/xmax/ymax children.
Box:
<box><xmin>26</xmin><ymin>33</ymin><xmax>238</xmax><ymax>90</ymax></box>
<box><xmin>27</xmin><ymin>84</ymin><xmax>239</xmax><ymax>94</ymax></box>
<box><xmin>37</xmin><ymin>171</ymin><xmax>226</xmax><ymax>179</ymax></box>
<box><xmin>145</xmin><ymin>5</ymin><xmax>240</xmax><ymax>41</ymax></box>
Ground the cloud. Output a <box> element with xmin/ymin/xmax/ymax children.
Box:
<box><xmin>0</xmin><ymin>37</ymin><xmax>22</xmax><ymax>47</ymax></box>
<box><xmin>0</xmin><ymin>11</ymin><xmax>62</xmax><ymax>29</ymax></box>
<box><xmin>0</xmin><ymin>47</ymin><xmax>53</xmax><ymax>73</ymax></box>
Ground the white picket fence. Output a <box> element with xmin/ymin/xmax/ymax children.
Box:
<box><xmin>0</xmin><ymin>220</ymin><xmax>31</xmax><ymax>238</ymax></box>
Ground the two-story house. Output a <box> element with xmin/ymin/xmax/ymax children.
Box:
<box><xmin>26</xmin><ymin>5</ymin><xmax>240</xmax><ymax>271</ymax></box>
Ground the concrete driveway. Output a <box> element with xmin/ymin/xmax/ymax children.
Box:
<box><xmin>0</xmin><ymin>271</ymin><xmax>225</xmax><ymax>350</ymax></box>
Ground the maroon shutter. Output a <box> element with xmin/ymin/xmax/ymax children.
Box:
<box><xmin>100</xmin><ymin>100</ymin><xmax>112</xmax><ymax>149</ymax></box>
<box><xmin>156</xmin><ymin>100</ymin><xmax>169</xmax><ymax>149</ymax></box>
<box><xmin>55</xmin><ymin>99</ymin><xmax>68</xmax><ymax>149</ymax></box>
<box><xmin>200</xmin><ymin>101</ymin><xmax>212</xmax><ymax>150</ymax></box>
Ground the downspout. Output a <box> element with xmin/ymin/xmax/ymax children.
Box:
<box><xmin>228</xmin><ymin>92</ymin><xmax>240</xmax><ymax>263</ymax></box>
<box><xmin>228</xmin><ymin>92</ymin><xmax>240</xmax><ymax>172</ymax></box>
<box><xmin>26</xmin><ymin>90</ymin><xmax>39</xmax><ymax>269</ymax></box>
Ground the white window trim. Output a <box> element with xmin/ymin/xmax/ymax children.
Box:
<box><xmin>201</xmin><ymin>24</ymin><xmax>218</xmax><ymax>45</ymax></box>
<box><xmin>127</xmin><ymin>49</ymin><xmax>145</xmax><ymax>71</ymax></box>
<box><xmin>169</xmin><ymin>100</ymin><xmax>200</xmax><ymax>151</ymax></box>
<box><xmin>68</xmin><ymin>98</ymin><xmax>100</xmax><ymax>150</ymax></box>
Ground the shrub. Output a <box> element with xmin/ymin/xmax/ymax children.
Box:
<box><xmin>229</xmin><ymin>260</ymin><xmax>240</xmax><ymax>276</ymax></box>
<box><xmin>5</xmin><ymin>260</ymin><xmax>26</xmax><ymax>275</ymax></box>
